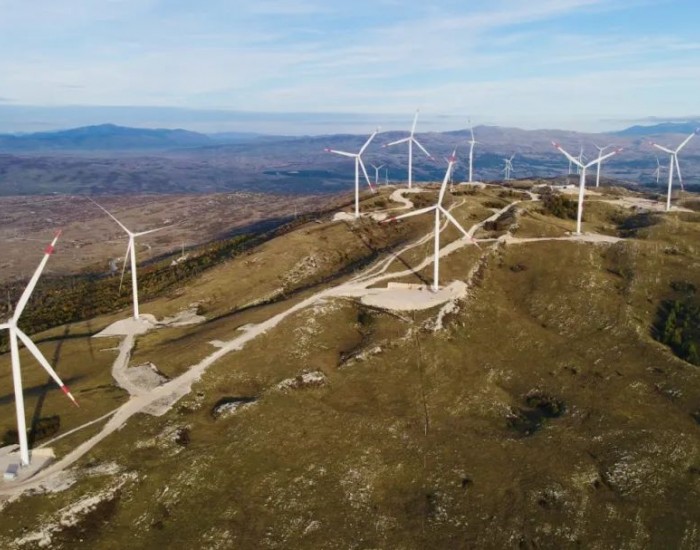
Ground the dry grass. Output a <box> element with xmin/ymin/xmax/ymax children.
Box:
<box><xmin>1</xmin><ymin>187</ymin><xmax>699</xmax><ymax>548</ymax></box>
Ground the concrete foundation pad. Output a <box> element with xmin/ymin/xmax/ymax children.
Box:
<box><xmin>360</xmin><ymin>281</ymin><xmax>467</xmax><ymax>311</ymax></box>
<box><xmin>0</xmin><ymin>448</ymin><xmax>55</xmax><ymax>485</ymax></box>
<box><xmin>93</xmin><ymin>315</ymin><xmax>157</xmax><ymax>337</ymax></box>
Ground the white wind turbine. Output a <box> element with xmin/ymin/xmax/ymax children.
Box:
<box><xmin>381</xmin><ymin>151</ymin><xmax>478</xmax><ymax>291</ymax></box>
<box><xmin>1</xmin><ymin>231</ymin><xmax>79</xmax><ymax>467</ymax></box>
<box><xmin>593</xmin><ymin>144</ymin><xmax>613</xmax><ymax>188</ymax></box>
<box><xmin>650</xmin><ymin>129</ymin><xmax>699</xmax><ymax>211</ymax></box>
<box><xmin>553</xmin><ymin>142</ymin><xmax>622</xmax><ymax>234</ymax></box>
<box><xmin>503</xmin><ymin>155</ymin><xmax>515</xmax><ymax>181</ymax></box>
<box><xmin>90</xmin><ymin>200</ymin><xmax>169</xmax><ymax>320</ymax></box>
<box><xmin>383</xmin><ymin>110</ymin><xmax>433</xmax><ymax>189</ymax></box>
<box><xmin>325</xmin><ymin>128</ymin><xmax>379</xmax><ymax>218</ymax></box>
<box><xmin>467</xmin><ymin>122</ymin><xmax>478</xmax><ymax>183</ymax></box>
<box><xmin>371</xmin><ymin>164</ymin><xmax>385</xmax><ymax>187</ymax></box>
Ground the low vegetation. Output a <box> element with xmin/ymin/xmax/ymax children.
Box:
<box><xmin>655</xmin><ymin>298</ymin><xmax>700</xmax><ymax>365</ymax></box>
<box><xmin>539</xmin><ymin>190</ymin><xmax>578</xmax><ymax>220</ymax></box>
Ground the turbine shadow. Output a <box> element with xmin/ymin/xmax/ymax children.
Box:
<box><xmin>29</xmin><ymin>324</ymin><xmax>70</xmax><ymax>443</ymax></box>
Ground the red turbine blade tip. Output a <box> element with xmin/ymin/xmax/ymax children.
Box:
<box><xmin>45</xmin><ymin>244</ymin><xmax>56</xmax><ymax>255</ymax></box>
<box><xmin>54</xmin><ymin>229</ymin><xmax>62</xmax><ymax>238</ymax></box>
<box><xmin>61</xmin><ymin>385</ymin><xmax>79</xmax><ymax>407</ymax></box>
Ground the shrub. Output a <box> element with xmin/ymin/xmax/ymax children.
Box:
<box><xmin>540</xmin><ymin>191</ymin><xmax>578</xmax><ymax>220</ymax></box>
<box><xmin>654</xmin><ymin>299</ymin><xmax>700</xmax><ymax>365</ymax></box>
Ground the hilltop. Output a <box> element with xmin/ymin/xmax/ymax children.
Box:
<box><xmin>0</xmin><ymin>181</ymin><xmax>698</xmax><ymax>548</ymax></box>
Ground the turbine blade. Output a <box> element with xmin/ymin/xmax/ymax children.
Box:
<box><xmin>650</xmin><ymin>142</ymin><xmax>674</xmax><ymax>154</ymax></box>
<box><xmin>88</xmin><ymin>197</ymin><xmax>131</xmax><ymax>235</ymax></box>
<box><xmin>675</xmin><ymin>131</ymin><xmax>696</xmax><ymax>153</ymax></box>
<box><xmin>13</xmin><ymin>231</ymin><xmax>61</xmax><ymax>321</ymax></box>
<box><xmin>439</xmin><ymin>207</ymin><xmax>478</xmax><ymax>245</ymax></box>
<box><xmin>585</xmin><ymin>147</ymin><xmax>621</xmax><ymax>169</ymax></box>
<box><xmin>552</xmin><ymin>142</ymin><xmax>582</xmax><ymax>168</ymax></box>
<box><xmin>383</xmin><ymin>137</ymin><xmax>410</xmax><ymax>148</ymax></box>
<box><xmin>438</xmin><ymin>152</ymin><xmax>457</xmax><ymax>205</ymax></box>
<box><xmin>381</xmin><ymin>206</ymin><xmax>436</xmax><ymax>224</ymax></box>
<box><xmin>358</xmin><ymin>157</ymin><xmax>375</xmax><ymax>192</ymax></box>
<box><xmin>119</xmin><ymin>239</ymin><xmax>132</xmax><ymax>294</ymax></box>
<box><xmin>675</xmin><ymin>154</ymin><xmax>683</xmax><ymax>183</ymax></box>
<box><xmin>412</xmin><ymin>137</ymin><xmax>432</xmax><ymax>158</ymax></box>
<box><xmin>410</xmin><ymin>109</ymin><xmax>420</xmax><ymax>136</ymax></box>
<box><xmin>325</xmin><ymin>148</ymin><xmax>356</xmax><ymax>158</ymax></box>
<box><xmin>15</xmin><ymin>328</ymin><xmax>79</xmax><ymax>407</ymax></box>
<box><xmin>359</xmin><ymin>128</ymin><xmax>379</xmax><ymax>155</ymax></box>
<box><xmin>134</xmin><ymin>226</ymin><xmax>167</xmax><ymax>237</ymax></box>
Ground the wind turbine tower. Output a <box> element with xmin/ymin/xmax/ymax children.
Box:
<box><xmin>90</xmin><ymin>200</ymin><xmax>169</xmax><ymax>320</ymax></box>
<box><xmin>553</xmin><ymin>142</ymin><xmax>622</xmax><ymax>234</ymax></box>
<box><xmin>383</xmin><ymin>110</ymin><xmax>433</xmax><ymax>189</ymax></box>
<box><xmin>0</xmin><ymin>232</ymin><xmax>79</xmax><ymax>467</ymax></box>
<box><xmin>650</xmin><ymin>129</ymin><xmax>699</xmax><ymax>211</ymax></box>
<box><xmin>381</xmin><ymin>151</ymin><xmax>478</xmax><ymax>291</ymax></box>
<box><xmin>325</xmin><ymin>128</ymin><xmax>379</xmax><ymax>218</ymax></box>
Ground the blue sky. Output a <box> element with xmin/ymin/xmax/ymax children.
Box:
<box><xmin>1</xmin><ymin>0</ymin><xmax>699</xmax><ymax>134</ymax></box>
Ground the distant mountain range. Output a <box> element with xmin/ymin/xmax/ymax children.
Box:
<box><xmin>612</xmin><ymin>120</ymin><xmax>700</xmax><ymax>138</ymax></box>
<box><xmin>0</xmin><ymin>124</ymin><xmax>262</xmax><ymax>152</ymax></box>
<box><xmin>1</xmin><ymin>121</ymin><xmax>699</xmax><ymax>196</ymax></box>
<box><xmin>1</xmin><ymin>121</ymin><xmax>698</xmax><ymax>153</ymax></box>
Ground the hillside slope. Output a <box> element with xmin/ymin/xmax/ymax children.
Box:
<box><xmin>0</xmin><ymin>184</ymin><xmax>698</xmax><ymax>548</ymax></box>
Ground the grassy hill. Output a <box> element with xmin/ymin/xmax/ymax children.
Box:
<box><xmin>0</xmin><ymin>184</ymin><xmax>698</xmax><ymax>548</ymax></box>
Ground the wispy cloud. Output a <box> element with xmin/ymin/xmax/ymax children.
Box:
<box><xmin>0</xmin><ymin>0</ymin><xmax>698</xmax><ymax>132</ymax></box>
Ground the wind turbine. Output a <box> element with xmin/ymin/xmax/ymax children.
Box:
<box><xmin>650</xmin><ymin>129</ymin><xmax>699</xmax><ymax>211</ymax></box>
<box><xmin>552</xmin><ymin>142</ymin><xmax>622</xmax><ymax>234</ymax></box>
<box><xmin>383</xmin><ymin>110</ymin><xmax>433</xmax><ymax>189</ymax></box>
<box><xmin>502</xmin><ymin>155</ymin><xmax>515</xmax><ymax>181</ymax></box>
<box><xmin>90</xmin><ymin>199</ymin><xmax>169</xmax><ymax>320</ymax></box>
<box><xmin>593</xmin><ymin>144</ymin><xmax>613</xmax><ymax>188</ymax></box>
<box><xmin>371</xmin><ymin>164</ymin><xmax>385</xmax><ymax>187</ymax></box>
<box><xmin>467</xmin><ymin>122</ymin><xmax>477</xmax><ymax>183</ymax></box>
<box><xmin>325</xmin><ymin>128</ymin><xmax>379</xmax><ymax>218</ymax></box>
<box><xmin>381</xmin><ymin>151</ymin><xmax>478</xmax><ymax>291</ymax></box>
<box><xmin>384</xmin><ymin>167</ymin><xmax>389</xmax><ymax>186</ymax></box>
<box><xmin>1</xmin><ymin>231</ymin><xmax>79</xmax><ymax>467</ymax></box>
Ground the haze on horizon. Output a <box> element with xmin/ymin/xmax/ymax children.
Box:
<box><xmin>1</xmin><ymin>0</ymin><xmax>699</xmax><ymax>135</ymax></box>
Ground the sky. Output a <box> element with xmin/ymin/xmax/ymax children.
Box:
<box><xmin>1</xmin><ymin>0</ymin><xmax>699</xmax><ymax>134</ymax></box>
